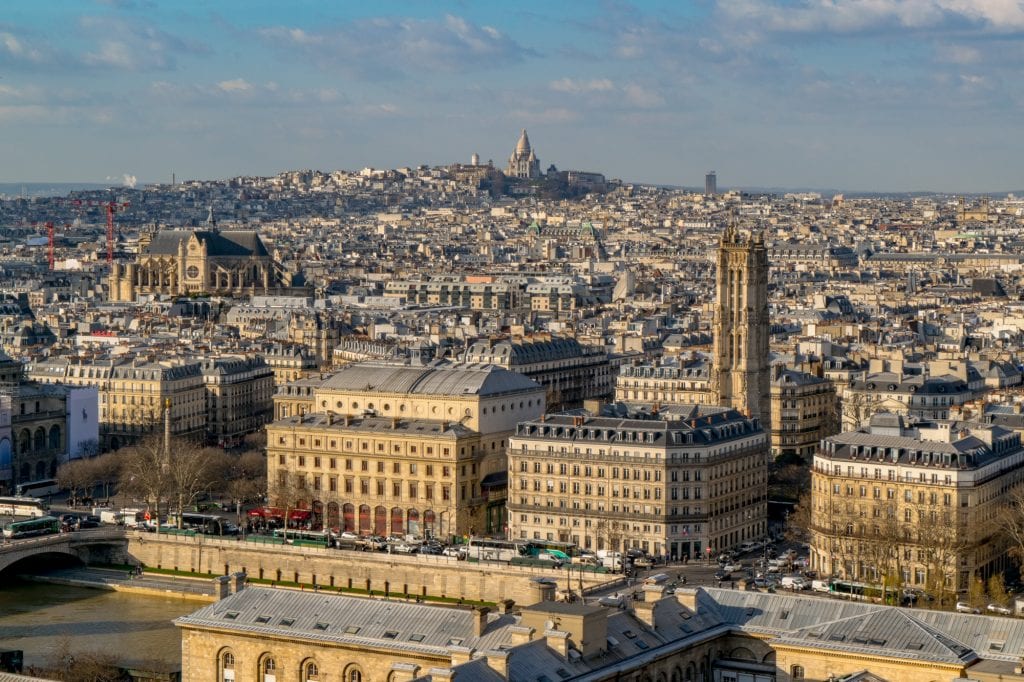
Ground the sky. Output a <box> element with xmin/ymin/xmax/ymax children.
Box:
<box><xmin>1</xmin><ymin>0</ymin><xmax>1022</xmax><ymax>192</ymax></box>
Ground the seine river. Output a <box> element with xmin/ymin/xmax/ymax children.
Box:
<box><xmin>0</xmin><ymin>579</ymin><xmax>198</xmax><ymax>671</ymax></box>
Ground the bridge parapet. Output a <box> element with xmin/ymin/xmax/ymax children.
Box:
<box><xmin>0</xmin><ymin>527</ymin><xmax>129</xmax><ymax>573</ymax></box>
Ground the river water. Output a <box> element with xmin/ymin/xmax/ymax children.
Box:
<box><xmin>0</xmin><ymin>579</ymin><xmax>197</xmax><ymax>671</ymax></box>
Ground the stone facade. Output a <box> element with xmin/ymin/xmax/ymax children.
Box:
<box><xmin>506</xmin><ymin>129</ymin><xmax>540</xmax><ymax>179</ymax></box>
<box><xmin>809</xmin><ymin>414</ymin><xmax>1024</xmax><ymax>593</ymax></box>
<box><xmin>507</xmin><ymin>408</ymin><xmax>768</xmax><ymax>560</ymax></box>
<box><xmin>266</xmin><ymin>414</ymin><xmax>493</xmax><ymax>539</ymax></box>
<box><xmin>711</xmin><ymin>226</ymin><xmax>771</xmax><ymax>429</ymax></box>
<box><xmin>108</xmin><ymin>228</ymin><xmax>293</xmax><ymax>302</ymax></box>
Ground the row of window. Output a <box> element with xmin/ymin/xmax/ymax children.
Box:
<box><xmin>277</xmin><ymin>472</ymin><xmax>465</xmax><ymax>502</ymax></box>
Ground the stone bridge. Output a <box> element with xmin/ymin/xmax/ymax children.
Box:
<box><xmin>0</xmin><ymin>527</ymin><xmax>130</xmax><ymax>574</ymax></box>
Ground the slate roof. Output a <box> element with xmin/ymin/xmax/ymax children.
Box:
<box><xmin>176</xmin><ymin>587</ymin><xmax>516</xmax><ymax>656</ymax></box>
<box><xmin>142</xmin><ymin>229</ymin><xmax>271</xmax><ymax>258</ymax></box>
<box><xmin>318</xmin><ymin>362</ymin><xmax>542</xmax><ymax>397</ymax></box>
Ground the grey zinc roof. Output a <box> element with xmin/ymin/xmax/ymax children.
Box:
<box><xmin>703</xmin><ymin>587</ymin><xmax>1024</xmax><ymax>666</ymax></box>
<box><xmin>176</xmin><ymin>587</ymin><xmax>516</xmax><ymax>655</ymax></box>
<box><xmin>143</xmin><ymin>229</ymin><xmax>271</xmax><ymax>258</ymax></box>
<box><xmin>319</xmin><ymin>362</ymin><xmax>541</xmax><ymax>397</ymax></box>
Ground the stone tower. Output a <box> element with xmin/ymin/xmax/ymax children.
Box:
<box><xmin>711</xmin><ymin>223</ymin><xmax>770</xmax><ymax>427</ymax></box>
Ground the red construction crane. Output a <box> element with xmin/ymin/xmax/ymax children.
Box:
<box><xmin>101</xmin><ymin>201</ymin><xmax>130</xmax><ymax>264</ymax></box>
<box><xmin>45</xmin><ymin>221</ymin><xmax>55</xmax><ymax>271</ymax></box>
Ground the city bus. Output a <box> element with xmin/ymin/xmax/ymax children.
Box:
<box><xmin>272</xmin><ymin>528</ymin><xmax>330</xmax><ymax>547</ymax></box>
<box><xmin>3</xmin><ymin>515</ymin><xmax>60</xmax><ymax>539</ymax></box>
<box><xmin>166</xmin><ymin>512</ymin><xmax>239</xmax><ymax>536</ymax></box>
<box><xmin>0</xmin><ymin>496</ymin><xmax>49</xmax><ymax>518</ymax></box>
<box><xmin>15</xmin><ymin>479</ymin><xmax>61</xmax><ymax>498</ymax></box>
<box><xmin>828</xmin><ymin>579</ymin><xmax>875</xmax><ymax>601</ymax></box>
<box><xmin>467</xmin><ymin>537</ymin><xmax>530</xmax><ymax>562</ymax></box>
<box><xmin>523</xmin><ymin>539</ymin><xmax>578</xmax><ymax>561</ymax></box>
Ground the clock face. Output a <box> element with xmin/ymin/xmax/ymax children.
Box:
<box><xmin>186</xmin><ymin>265</ymin><xmax>200</xmax><ymax>279</ymax></box>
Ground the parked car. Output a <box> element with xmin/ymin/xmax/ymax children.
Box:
<box><xmin>633</xmin><ymin>557</ymin><xmax>654</xmax><ymax>568</ymax></box>
<box><xmin>956</xmin><ymin>601</ymin><xmax>980</xmax><ymax>614</ymax></box>
<box><xmin>77</xmin><ymin>515</ymin><xmax>101</xmax><ymax>529</ymax></box>
<box><xmin>714</xmin><ymin>569</ymin><xmax>731</xmax><ymax>581</ymax></box>
<box><xmin>442</xmin><ymin>546</ymin><xmax>467</xmax><ymax>558</ymax></box>
<box><xmin>724</xmin><ymin>562</ymin><xmax>744</xmax><ymax>573</ymax></box>
<box><xmin>987</xmin><ymin>603</ymin><xmax>1013</xmax><ymax>615</ymax></box>
<box><xmin>391</xmin><ymin>542</ymin><xmax>419</xmax><ymax>554</ymax></box>
<box><xmin>599</xmin><ymin>593</ymin><xmax>625</xmax><ymax>608</ymax></box>
<box><xmin>338</xmin><ymin>531</ymin><xmax>358</xmax><ymax>540</ymax></box>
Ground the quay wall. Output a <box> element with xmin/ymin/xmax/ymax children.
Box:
<box><xmin>126</xmin><ymin>533</ymin><xmax>616</xmax><ymax>605</ymax></box>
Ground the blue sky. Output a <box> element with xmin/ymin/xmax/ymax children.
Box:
<box><xmin>1</xmin><ymin>0</ymin><xmax>1022</xmax><ymax>191</ymax></box>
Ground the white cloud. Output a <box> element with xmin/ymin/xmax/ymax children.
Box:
<box><xmin>258</xmin><ymin>14</ymin><xmax>532</xmax><ymax>78</ymax></box>
<box><xmin>549</xmin><ymin>78</ymin><xmax>615</xmax><ymax>94</ymax></box>
<box><xmin>217</xmin><ymin>79</ymin><xmax>253</xmax><ymax>93</ymax></box>
<box><xmin>622</xmin><ymin>83</ymin><xmax>665</xmax><ymax>109</ymax></box>
<box><xmin>84</xmin><ymin>40</ymin><xmax>136</xmax><ymax>69</ymax></box>
<box><xmin>509</xmin><ymin>107</ymin><xmax>579</xmax><ymax>124</ymax></box>
<box><xmin>937</xmin><ymin>44</ymin><xmax>982</xmax><ymax>64</ymax></box>
<box><xmin>720</xmin><ymin>0</ymin><xmax>1024</xmax><ymax>33</ymax></box>
<box><xmin>0</xmin><ymin>30</ymin><xmax>57</xmax><ymax>65</ymax></box>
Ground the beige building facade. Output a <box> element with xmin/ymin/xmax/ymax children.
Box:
<box><xmin>267</xmin><ymin>362</ymin><xmax>546</xmax><ymax>538</ymax></box>
<box><xmin>809</xmin><ymin>413</ymin><xmax>1024</xmax><ymax>594</ymax></box>
<box><xmin>769</xmin><ymin>367</ymin><xmax>838</xmax><ymax>460</ymax></box>
<box><xmin>266</xmin><ymin>414</ymin><xmax>488</xmax><ymax>539</ymax></box>
<box><xmin>507</xmin><ymin>408</ymin><xmax>768</xmax><ymax>560</ymax></box>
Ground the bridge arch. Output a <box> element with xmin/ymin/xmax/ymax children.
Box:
<box><xmin>0</xmin><ymin>548</ymin><xmax>85</xmax><ymax>576</ymax></box>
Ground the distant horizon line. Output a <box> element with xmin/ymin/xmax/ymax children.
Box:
<box><xmin>0</xmin><ymin>178</ymin><xmax>1020</xmax><ymax>199</ymax></box>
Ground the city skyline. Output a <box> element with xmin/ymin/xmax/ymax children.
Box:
<box><xmin>1</xmin><ymin>0</ymin><xmax>1022</xmax><ymax>192</ymax></box>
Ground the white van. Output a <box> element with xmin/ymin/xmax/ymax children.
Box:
<box><xmin>781</xmin><ymin>576</ymin><xmax>808</xmax><ymax>590</ymax></box>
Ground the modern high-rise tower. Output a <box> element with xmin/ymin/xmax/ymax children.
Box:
<box><xmin>705</xmin><ymin>171</ymin><xmax>717</xmax><ymax>195</ymax></box>
<box><xmin>711</xmin><ymin>224</ymin><xmax>770</xmax><ymax>427</ymax></box>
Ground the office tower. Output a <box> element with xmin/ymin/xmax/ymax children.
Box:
<box><xmin>705</xmin><ymin>171</ymin><xmax>717</xmax><ymax>195</ymax></box>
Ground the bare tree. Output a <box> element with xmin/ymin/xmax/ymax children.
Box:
<box><xmin>118</xmin><ymin>434</ymin><xmax>173</xmax><ymax>526</ymax></box>
<box><xmin>783</xmin><ymin>492</ymin><xmax>812</xmax><ymax>546</ymax></box>
<box><xmin>90</xmin><ymin>452</ymin><xmax>123</xmax><ymax>503</ymax></box>
<box><xmin>57</xmin><ymin>459</ymin><xmax>94</xmax><ymax>507</ymax></box>
<box><xmin>46</xmin><ymin>635</ymin><xmax>126</xmax><ymax>682</ymax></box>
<box><xmin>270</xmin><ymin>469</ymin><xmax>309</xmax><ymax>541</ymax></box>
<box><xmin>167</xmin><ymin>443</ymin><xmax>223</xmax><ymax>527</ymax></box>
<box><xmin>996</xmin><ymin>487</ymin><xmax>1024</xmax><ymax>567</ymax></box>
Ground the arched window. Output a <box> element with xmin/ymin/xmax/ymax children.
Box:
<box><xmin>349</xmin><ymin>669</ymin><xmax>362</xmax><ymax>682</ymax></box>
<box><xmin>791</xmin><ymin>665</ymin><xmax>804</xmax><ymax>679</ymax></box>
<box><xmin>220</xmin><ymin>651</ymin><xmax>235</xmax><ymax>682</ymax></box>
<box><xmin>261</xmin><ymin>656</ymin><xmax>277</xmax><ymax>682</ymax></box>
<box><xmin>303</xmin><ymin>662</ymin><xmax>319</xmax><ymax>682</ymax></box>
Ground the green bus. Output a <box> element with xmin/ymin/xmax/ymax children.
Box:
<box><xmin>272</xmin><ymin>528</ymin><xmax>330</xmax><ymax>548</ymax></box>
<box><xmin>3</xmin><ymin>515</ymin><xmax>60</xmax><ymax>540</ymax></box>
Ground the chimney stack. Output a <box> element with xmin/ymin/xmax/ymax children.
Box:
<box><xmin>484</xmin><ymin>650</ymin><xmax>509</xmax><ymax>678</ymax></box>
<box><xmin>473</xmin><ymin>606</ymin><xmax>491</xmax><ymax>637</ymax></box>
